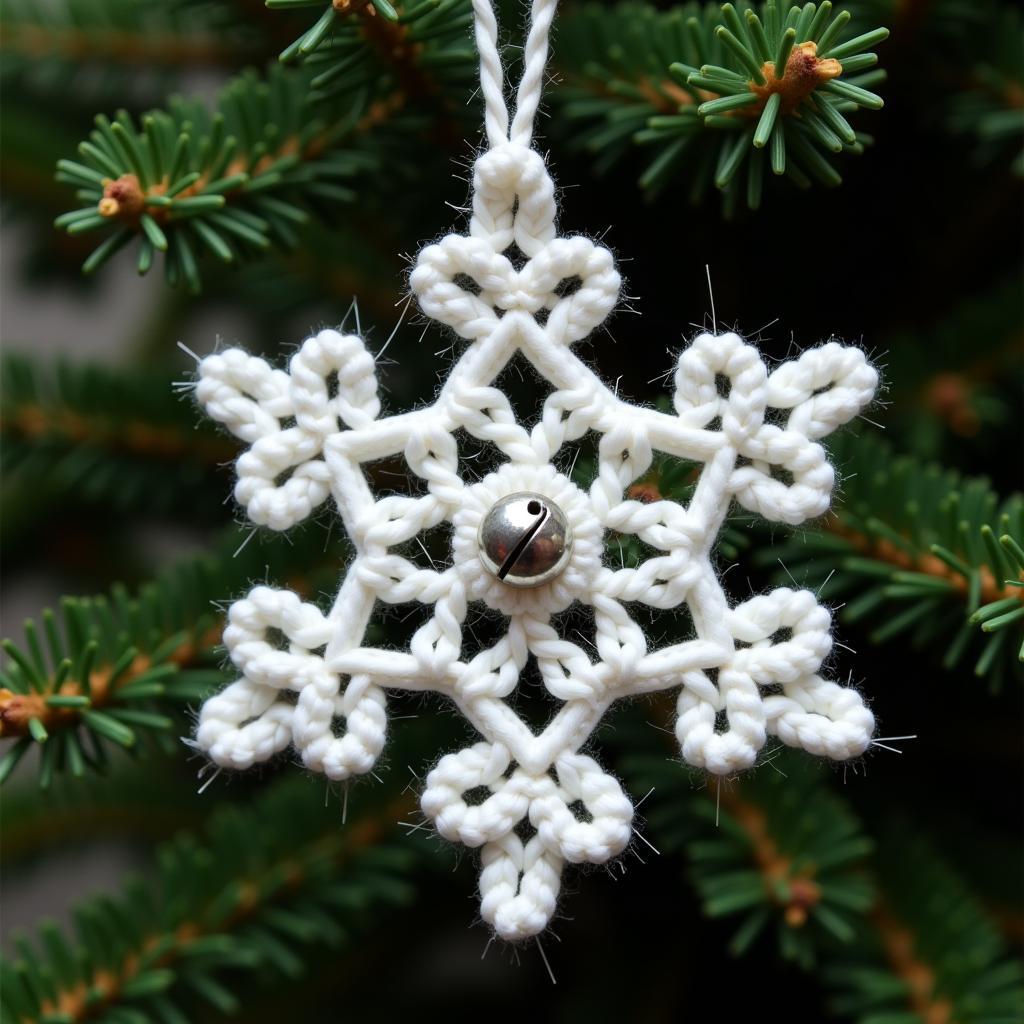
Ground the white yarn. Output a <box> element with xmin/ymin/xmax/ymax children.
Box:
<box><xmin>191</xmin><ymin>0</ymin><xmax>879</xmax><ymax>942</ymax></box>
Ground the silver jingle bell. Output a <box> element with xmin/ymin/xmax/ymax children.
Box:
<box><xmin>478</xmin><ymin>491</ymin><xmax>573</xmax><ymax>588</ymax></box>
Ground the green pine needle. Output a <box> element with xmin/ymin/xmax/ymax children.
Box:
<box><xmin>0</xmin><ymin>517</ymin><xmax>353</xmax><ymax>787</ymax></box>
<box><xmin>0</xmin><ymin>775</ymin><xmax>433</xmax><ymax>1024</ymax></box>
<box><xmin>627</xmin><ymin>748</ymin><xmax>874</xmax><ymax>970</ymax></box>
<box><xmin>825</xmin><ymin>832</ymin><xmax>1024</xmax><ymax>1021</ymax></box>
<box><xmin>54</xmin><ymin>66</ymin><xmax>377</xmax><ymax>291</ymax></box>
<box><xmin>759</xmin><ymin>429</ymin><xmax>1023</xmax><ymax>684</ymax></box>
<box><xmin>556</xmin><ymin>1</ymin><xmax>888</xmax><ymax>213</ymax></box>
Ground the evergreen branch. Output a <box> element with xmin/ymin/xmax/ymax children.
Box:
<box><xmin>271</xmin><ymin>0</ymin><xmax>404</xmax><ymax>60</ymax></box>
<box><xmin>222</xmin><ymin>218</ymin><xmax>418</xmax><ymax>319</ymax></box>
<box><xmin>880</xmin><ymin>277</ymin><xmax>1023</xmax><ymax>459</ymax></box>
<box><xmin>0</xmin><ymin>0</ymin><xmax>256</xmax><ymax>87</ymax></box>
<box><xmin>626</xmin><ymin>736</ymin><xmax>1023</xmax><ymax>1017</ymax></box>
<box><xmin>269</xmin><ymin>0</ymin><xmax>473</xmax><ymax>82</ymax></box>
<box><xmin>2</xmin><ymin>760</ymin><xmax>207</xmax><ymax>865</ymax></box>
<box><xmin>626</xmin><ymin>748</ymin><xmax>874</xmax><ymax>968</ymax></box>
<box><xmin>763</xmin><ymin>429</ymin><xmax>1024</xmax><ymax>686</ymax></box>
<box><xmin>556</xmin><ymin>1</ymin><xmax>888</xmax><ymax>214</ymax></box>
<box><xmin>54</xmin><ymin>64</ymin><xmax>378</xmax><ymax>292</ymax></box>
<box><xmin>266</xmin><ymin>0</ymin><xmax>475</xmax><ymax>145</ymax></box>
<box><xmin>0</xmin><ymin>596</ymin><xmax>223</xmax><ymax>787</ymax></box>
<box><xmin>0</xmin><ymin>528</ymin><xmax>346</xmax><ymax>788</ymax></box>
<box><xmin>1</xmin><ymin>354</ymin><xmax>232</xmax><ymax>520</ymax></box>
<box><xmin>945</xmin><ymin>5</ymin><xmax>1024</xmax><ymax>177</ymax></box>
<box><xmin>0</xmin><ymin>775</ymin><xmax>429</xmax><ymax>1024</ymax></box>
<box><xmin>825</xmin><ymin>832</ymin><xmax>1024</xmax><ymax>1023</ymax></box>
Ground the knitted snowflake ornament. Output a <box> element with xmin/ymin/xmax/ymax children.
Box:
<box><xmin>192</xmin><ymin>0</ymin><xmax>878</xmax><ymax>941</ymax></box>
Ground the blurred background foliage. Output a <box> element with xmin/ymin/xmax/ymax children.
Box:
<box><xmin>1</xmin><ymin>0</ymin><xmax>1021</xmax><ymax>1020</ymax></box>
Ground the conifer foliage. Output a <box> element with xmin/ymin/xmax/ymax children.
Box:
<box><xmin>2</xmin><ymin>0</ymin><xmax>1021</xmax><ymax>1020</ymax></box>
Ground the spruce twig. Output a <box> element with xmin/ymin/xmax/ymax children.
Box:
<box><xmin>54</xmin><ymin>65</ymin><xmax>378</xmax><ymax>291</ymax></box>
<box><xmin>556</xmin><ymin>1</ymin><xmax>888</xmax><ymax>213</ymax></box>
<box><xmin>0</xmin><ymin>776</ymin><xmax>431</xmax><ymax>1024</ymax></box>
<box><xmin>763</xmin><ymin>430</ymin><xmax>1024</xmax><ymax>685</ymax></box>
<box><xmin>628</xmin><ymin>748</ymin><xmax>874</xmax><ymax>968</ymax></box>
<box><xmin>1</xmin><ymin>353</ymin><xmax>232</xmax><ymax>520</ymax></box>
<box><xmin>0</xmin><ymin>528</ymin><xmax>348</xmax><ymax>787</ymax></box>
<box><xmin>826</xmin><ymin>833</ymin><xmax>1024</xmax><ymax>1022</ymax></box>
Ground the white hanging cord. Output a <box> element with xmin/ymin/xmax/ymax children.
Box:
<box><xmin>509</xmin><ymin>0</ymin><xmax>558</xmax><ymax>146</ymax></box>
<box><xmin>472</xmin><ymin>0</ymin><xmax>559</xmax><ymax>150</ymax></box>
<box><xmin>471</xmin><ymin>0</ymin><xmax>508</xmax><ymax>148</ymax></box>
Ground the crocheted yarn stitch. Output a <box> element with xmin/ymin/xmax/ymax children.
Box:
<box><xmin>192</xmin><ymin>0</ymin><xmax>879</xmax><ymax>941</ymax></box>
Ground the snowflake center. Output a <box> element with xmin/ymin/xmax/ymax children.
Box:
<box><xmin>478</xmin><ymin>491</ymin><xmax>573</xmax><ymax>587</ymax></box>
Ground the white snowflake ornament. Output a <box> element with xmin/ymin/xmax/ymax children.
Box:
<box><xmin>192</xmin><ymin>0</ymin><xmax>878</xmax><ymax>942</ymax></box>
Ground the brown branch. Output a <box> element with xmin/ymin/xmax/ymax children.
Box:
<box><xmin>830</xmin><ymin>519</ymin><xmax>1024</xmax><ymax>605</ymax></box>
<box><xmin>97</xmin><ymin>104</ymin><xmax>390</xmax><ymax>228</ymax></box>
<box><xmin>719</xmin><ymin>791</ymin><xmax>822</xmax><ymax>927</ymax></box>
<box><xmin>35</xmin><ymin>793</ymin><xmax>413</xmax><ymax>1023</ymax></box>
<box><xmin>340</xmin><ymin>0</ymin><xmax>462</xmax><ymax>149</ymax></box>
<box><xmin>77</xmin><ymin>3</ymin><xmax>468</xmax><ymax>232</ymax></box>
<box><xmin>627</xmin><ymin>476</ymin><xmax>1022</xmax><ymax>606</ymax></box>
<box><xmin>747</xmin><ymin>42</ymin><xmax>841</xmax><ymax>116</ymax></box>
<box><xmin>560</xmin><ymin>40</ymin><xmax>842</xmax><ymax>123</ymax></box>
<box><xmin>917</xmin><ymin>328</ymin><xmax>1024</xmax><ymax>436</ymax></box>
<box><xmin>561</xmin><ymin>69</ymin><xmax>690</xmax><ymax>116</ymax></box>
<box><xmin>872</xmin><ymin>904</ymin><xmax>955</xmax><ymax>1024</ymax></box>
<box><xmin>2</xmin><ymin>24</ymin><xmax>247</xmax><ymax>68</ymax></box>
<box><xmin>0</xmin><ymin>626</ymin><xmax>220</xmax><ymax>739</ymax></box>
<box><xmin>0</xmin><ymin>560</ymin><xmax>328</xmax><ymax>741</ymax></box>
<box><xmin>2</xmin><ymin>405</ymin><xmax>234</xmax><ymax>465</ymax></box>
